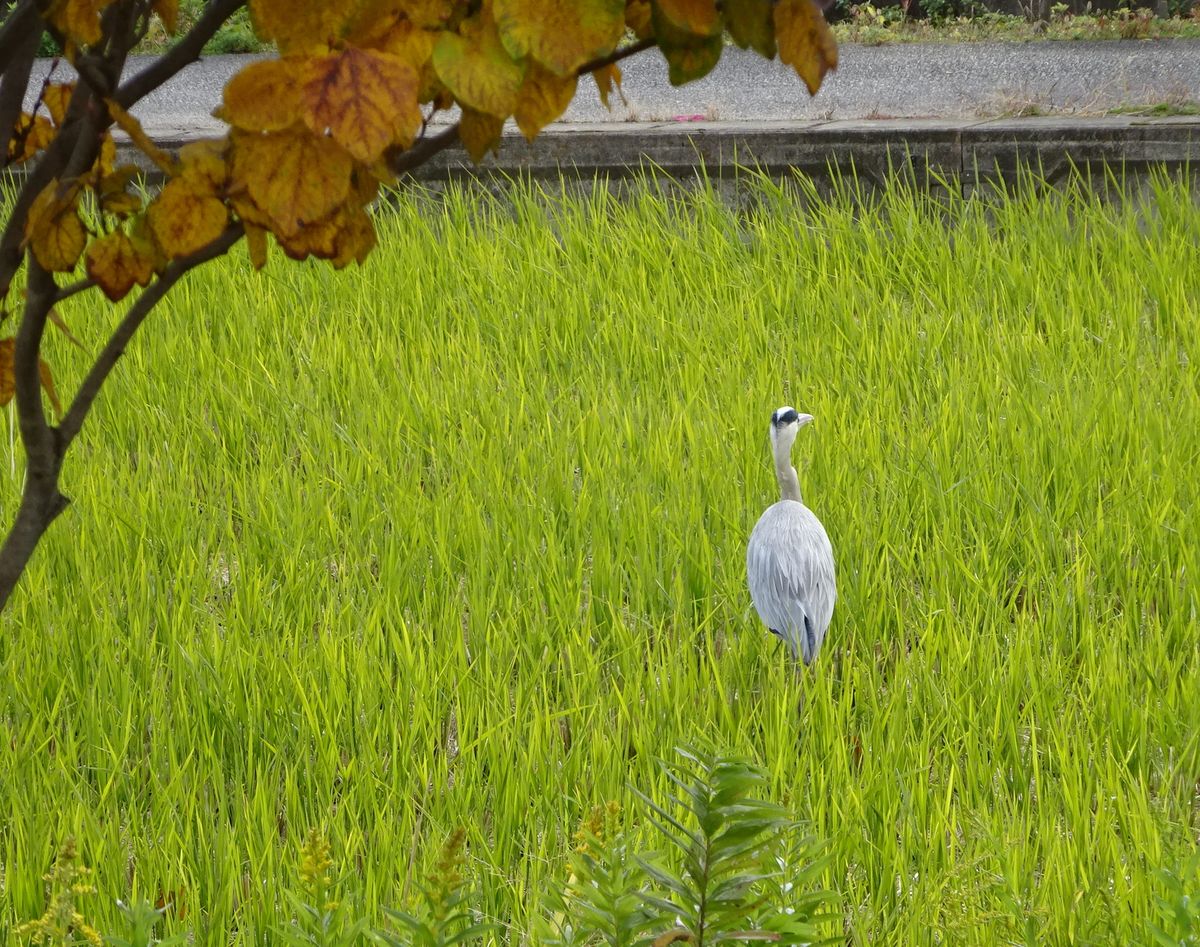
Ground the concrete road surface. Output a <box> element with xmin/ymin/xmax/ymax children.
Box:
<box><xmin>24</xmin><ymin>39</ymin><xmax>1200</xmax><ymax>137</ymax></box>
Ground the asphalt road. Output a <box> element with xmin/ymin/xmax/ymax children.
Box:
<box><xmin>25</xmin><ymin>39</ymin><xmax>1200</xmax><ymax>135</ymax></box>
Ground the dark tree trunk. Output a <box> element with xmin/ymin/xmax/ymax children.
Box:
<box><xmin>0</xmin><ymin>468</ymin><xmax>68</xmax><ymax>611</ymax></box>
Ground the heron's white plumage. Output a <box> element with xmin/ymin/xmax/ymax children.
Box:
<box><xmin>746</xmin><ymin>406</ymin><xmax>837</xmax><ymax>664</ymax></box>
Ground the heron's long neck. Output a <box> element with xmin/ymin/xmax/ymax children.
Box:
<box><xmin>773</xmin><ymin>441</ymin><xmax>802</xmax><ymax>503</ymax></box>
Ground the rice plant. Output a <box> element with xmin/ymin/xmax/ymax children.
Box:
<box><xmin>0</xmin><ymin>169</ymin><xmax>1197</xmax><ymax>945</ymax></box>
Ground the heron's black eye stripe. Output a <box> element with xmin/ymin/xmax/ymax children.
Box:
<box><xmin>770</xmin><ymin>410</ymin><xmax>779</xmax><ymax>426</ymax></box>
<box><xmin>780</xmin><ymin>409</ymin><xmax>799</xmax><ymax>425</ymax></box>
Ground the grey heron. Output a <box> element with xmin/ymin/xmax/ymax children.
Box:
<box><xmin>746</xmin><ymin>406</ymin><xmax>836</xmax><ymax>665</ymax></box>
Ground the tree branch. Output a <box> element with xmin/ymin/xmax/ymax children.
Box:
<box><xmin>0</xmin><ymin>4</ymin><xmax>42</xmax><ymax>170</ymax></box>
<box><xmin>113</xmin><ymin>0</ymin><xmax>245</xmax><ymax>109</ymax></box>
<box><xmin>577</xmin><ymin>36</ymin><xmax>655</xmax><ymax>76</ymax></box>
<box><xmin>386</xmin><ymin>38</ymin><xmax>657</xmax><ymax>179</ymax></box>
<box><xmin>58</xmin><ymin>222</ymin><xmax>244</xmax><ymax>449</ymax></box>
<box><xmin>17</xmin><ymin>260</ymin><xmax>58</xmax><ymax>469</ymax></box>
<box><xmin>0</xmin><ymin>0</ymin><xmax>39</xmax><ymax>67</ymax></box>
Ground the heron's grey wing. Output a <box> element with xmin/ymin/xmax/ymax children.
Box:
<box><xmin>746</xmin><ymin>504</ymin><xmax>836</xmax><ymax>664</ymax></box>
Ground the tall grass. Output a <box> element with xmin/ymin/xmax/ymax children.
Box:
<box><xmin>1</xmin><ymin>170</ymin><xmax>1197</xmax><ymax>945</ymax></box>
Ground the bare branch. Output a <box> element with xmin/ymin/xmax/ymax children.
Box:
<box><xmin>114</xmin><ymin>0</ymin><xmax>246</xmax><ymax>109</ymax></box>
<box><xmin>55</xmin><ymin>275</ymin><xmax>95</xmax><ymax>303</ymax></box>
<box><xmin>386</xmin><ymin>39</ymin><xmax>656</xmax><ymax>179</ymax></box>
<box><xmin>0</xmin><ymin>4</ymin><xmax>41</xmax><ymax>169</ymax></box>
<box><xmin>390</xmin><ymin>122</ymin><xmax>460</xmax><ymax>176</ymax></box>
<box><xmin>0</xmin><ymin>0</ymin><xmax>39</xmax><ymax>67</ymax></box>
<box><xmin>577</xmin><ymin>37</ymin><xmax>655</xmax><ymax>75</ymax></box>
<box><xmin>16</xmin><ymin>260</ymin><xmax>58</xmax><ymax>469</ymax></box>
<box><xmin>58</xmin><ymin>223</ymin><xmax>244</xmax><ymax>449</ymax></box>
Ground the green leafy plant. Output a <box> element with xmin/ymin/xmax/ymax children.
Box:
<box><xmin>1150</xmin><ymin>852</ymin><xmax>1200</xmax><ymax>947</ymax></box>
<box><xmin>103</xmin><ymin>899</ymin><xmax>188</xmax><ymax>947</ymax></box>
<box><xmin>634</xmin><ymin>748</ymin><xmax>834</xmax><ymax>946</ymax></box>
<box><xmin>376</xmin><ymin>829</ymin><xmax>494</xmax><ymax>947</ymax></box>
<box><xmin>539</xmin><ymin>803</ymin><xmax>650</xmax><ymax>947</ymax></box>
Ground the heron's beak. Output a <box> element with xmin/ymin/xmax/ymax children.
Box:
<box><xmin>796</xmin><ymin>413</ymin><xmax>815</xmax><ymax>428</ymax></box>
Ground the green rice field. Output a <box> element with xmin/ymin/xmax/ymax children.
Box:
<box><xmin>1</xmin><ymin>171</ymin><xmax>1198</xmax><ymax>944</ymax></box>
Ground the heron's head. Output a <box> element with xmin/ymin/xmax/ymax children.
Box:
<box><xmin>769</xmin><ymin>405</ymin><xmax>814</xmax><ymax>453</ymax></box>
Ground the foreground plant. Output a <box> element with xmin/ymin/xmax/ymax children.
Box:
<box><xmin>104</xmin><ymin>899</ymin><xmax>188</xmax><ymax>947</ymax></box>
<box><xmin>542</xmin><ymin>748</ymin><xmax>835</xmax><ymax>946</ymax></box>
<box><xmin>16</xmin><ymin>838</ymin><xmax>102</xmax><ymax>947</ymax></box>
<box><xmin>376</xmin><ymin>828</ymin><xmax>494</xmax><ymax>947</ymax></box>
<box><xmin>276</xmin><ymin>828</ymin><xmax>372</xmax><ymax>947</ymax></box>
<box><xmin>0</xmin><ymin>0</ymin><xmax>837</xmax><ymax>611</ymax></box>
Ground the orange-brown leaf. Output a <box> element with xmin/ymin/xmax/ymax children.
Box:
<box><xmin>652</xmin><ymin>931</ymin><xmax>693</xmax><ymax>947</ymax></box>
<box><xmin>592</xmin><ymin>63</ymin><xmax>624</xmax><ymax>110</ymax></box>
<box><xmin>654</xmin><ymin>0</ymin><xmax>721</xmax><ymax>37</ymax></box>
<box><xmin>774</xmin><ymin>0</ymin><xmax>837</xmax><ymax>95</ymax></box>
<box><xmin>398</xmin><ymin>0</ymin><xmax>455</xmax><ymax>28</ymax></box>
<box><xmin>86</xmin><ymin>231</ymin><xmax>155</xmax><ymax>301</ymax></box>
<box><xmin>147</xmin><ymin>177</ymin><xmax>229</xmax><ymax>259</ymax></box>
<box><xmin>230</xmin><ymin>128</ymin><xmax>354</xmax><ymax>236</ymax></box>
<box><xmin>493</xmin><ymin>0</ymin><xmax>626</xmax><ymax>76</ymax></box>
<box><xmin>433</xmin><ymin>11</ymin><xmax>526</xmax><ymax>118</ymax></box>
<box><xmin>43</xmin><ymin>83</ymin><xmax>75</xmax><ymax>125</ymax></box>
<box><xmin>459</xmin><ymin>107</ymin><xmax>504</xmax><ymax>162</ymax></box>
<box><xmin>302</xmin><ymin>46</ymin><xmax>422</xmax><ymax>162</ymax></box>
<box><xmin>0</xmin><ymin>339</ymin><xmax>13</xmax><ymax>407</ymax></box>
<box><xmin>48</xmin><ymin>0</ymin><xmax>118</xmax><ymax>47</ymax></box>
<box><xmin>625</xmin><ymin>0</ymin><xmax>653</xmax><ymax>38</ymax></box>
<box><xmin>39</xmin><ymin>359</ymin><xmax>62</xmax><ymax>417</ymax></box>
<box><xmin>515</xmin><ymin>62</ymin><xmax>577</xmax><ymax>141</ymax></box>
<box><xmin>220</xmin><ymin>58</ymin><xmax>305</xmax><ymax>133</ymax></box>
<box><xmin>9</xmin><ymin>113</ymin><xmax>56</xmax><ymax>164</ymax></box>
<box><xmin>153</xmin><ymin>0</ymin><xmax>179</xmax><ymax>33</ymax></box>
<box><xmin>25</xmin><ymin>180</ymin><xmax>87</xmax><ymax>273</ymax></box>
<box><xmin>245</xmin><ymin>223</ymin><xmax>269</xmax><ymax>270</ymax></box>
<box><xmin>98</xmin><ymin>165</ymin><xmax>144</xmax><ymax>218</ymax></box>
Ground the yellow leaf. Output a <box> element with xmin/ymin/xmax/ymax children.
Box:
<box><xmin>652</xmin><ymin>931</ymin><xmax>693</xmax><ymax>947</ymax></box>
<box><xmin>654</xmin><ymin>0</ymin><xmax>721</xmax><ymax>37</ymax></box>
<box><xmin>96</xmin><ymin>132</ymin><xmax>116</xmax><ymax>175</ymax></box>
<box><xmin>106</xmin><ymin>98</ymin><xmax>177</xmax><ymax>174</ymax></box>
<box><xmin>0</xmin><ymin>338</ymin><xmax>12</xmax><ymax>407</ymax></box>
<box><xmin>592</xmin><ymin>63</ymin><xmax>624</xmax><ymax>110</ymax></box>
<box><xmin>493</xmin><ymin>0</ymin><xmax>625</xmax><ymax>77</ymax></box>
<box><xmin>458</xmin><ymin>107</ymin><xmax>504</xmax><ymax>162</ymax></box>
<box><xmin>248</xmin><ymin>0</ymin><xmax>359</xmax><ymax>54</ymax></box>
<box><xmin>515</xmin><ymin>62</ymin><xmax>577</xmax><ymax>141</ymax></box>
<box><xmin>153</xmin><ymin>0</ymin><xmax>179</xmax><ymax>33</ymax></box>
<box><xmin>39</xmin><ymin>359</ymin><xmax>62</xmax><ymax>417</ymax></box>
<box><xmin>178</xmin><ymin>138</ymin><xmax>230</xmax><ymax>190</ymax></box>
<box><xmin>723</xmin><ymin>0</ymin><xmax>776</xmax><ymax>57</ymax></box>
<box><xmin>399</xmin><ymin>0</ymin><xmax>456</xmax><ymax>28</ymax></box>
<box><xmin>774</xmin><ymin>0</ymin><xmax>837</xmax><ymax>95</ymax></box>
<box><xmin>47</xmin><ymin>0</ymin><xmax>117</xmax><ymax>47</ymax></box>
<box><xmin>302</xmin><ymin>47</ymin><xmax>422</xmax><ymax>162</ymax></box>
<box><xmin>147</xmin><ymin>177</ymin><xmax>229</xmax><ymax>259</ymax></box>
<box><xmin>8</xmin><ymin>113</ymin><xmax>56</xmax><ymax>164</ymax></box>
<box><xmin>230</xmin><ymin>128</ymin><xmax>354</xmax><ymax>237</ymax></box>
<box><xmin>98</xmin><ymin>166</ymin><xmax>144</xmax><ymax>218</ymax></box>
<box><xmin>245</xmin><ymin>223</ymin><xmax>269</xmax><ymax>270</ymax></box>
<box><xmin>652</xmin><ymin>1</ymin><xmax>723</xmax><ymax>84</ymax></box>
<box><xmin>48</xmin><ymin>309</ymin><xmax>84</xmax><ymax>349</ymax></box>
<box><xmin>371</xmin><ymin>19</ymin><xmax>442</xmax><ymax>101</ymax></box>
<box><xmin>25</xmin><ymin>180</ymin><xmax>87</xmax><ymax>273</ymax></box>
<box><xmin>85</xmin><ymin>231</ymin><xmax>155</xmax><ymax>302</ymax></box>
<box><xmin>220</xmin><ymin>58</ymin><xmax>305</xmax><ymax>133</ymax></box>
<box><xmin>43</xmin><ymin>83</ymin><xmax>75</xmax><ymax>125</ymax></box>
<box><xmin>433</xmin><ymin>10</ymin><xmax>526</xmax><ymax>118</ymax></box>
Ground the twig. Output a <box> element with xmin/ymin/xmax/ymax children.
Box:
<box><xmin>114</xmin><ymin>0</ymin><xmax>246</xmax><ymax>109</ymax></box>
<box><xmin>0</xmin><ymin>0</ymin><xmax>38</xmax><ymax>69</ymax></box>
<box><xmin>17</xmin><ymin>261</ymin><xmax>59</xmax><ymax>469</ymax></box>
<box><xmin>0</xmin><ymin>4</ymin><xmax>42</xmax><ymax>170</ymax></box>
<box><xmin>58</xmin><ymin>222</ymin><xmax>244</xmax><ymax>449</ymax></box>
<box><xmin>387</xmin><ymin>38</ymin><xmax>657</xmax><ymax>178</ymax></box>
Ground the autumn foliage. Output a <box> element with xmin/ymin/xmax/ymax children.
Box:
<box><xmin>0</xmin><ymin>0</ymin><xmax>836</xmax><ymax>608</ymax></box>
